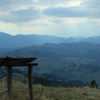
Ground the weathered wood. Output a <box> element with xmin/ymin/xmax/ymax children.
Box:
<box><xmin>0</xmin><ymin>56</ymin><xmax>38</xmax><ymax>98</ymax></box>
<box><xmin>7</xmin><ymin>66</ymin><xmax>12</xmax><ymax>94</ymax></box>
<box><xmin>28</xmin><ymin>66</ymin><xmax>33</xmax><ymax>100</ymax></box>
<box><xmin>5</xmin><ymin>63</ymin><xmax>38</xmax><ymax>67</ymax></box>
<box><xmin>0</xmin><ymin>57</ymin><xmax>37</xmax><ymax>66</ymax></box>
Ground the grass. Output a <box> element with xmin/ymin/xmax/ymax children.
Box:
<box><xmin>0</xmin><ymin>81</ymin><xmax>100</xmax><ymax>100</ymax></box>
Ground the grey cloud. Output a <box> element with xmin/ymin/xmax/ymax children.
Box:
<box><xmin>43</xmin><ymin>7</ymin><xmax>100</xmax><ymax>18</ymax></box>
<box><xmin>11</xmin><ymin>8</ymin><xmax>39</xmax><ymax>17</ymax></box>
<box><xmin>0</xmin><ymin>8</ymin><xmax>41</xmax><ymax>23</ymax></box>
<box><xmin>82</xmin><ymin>0</ymin><xmax>100</xmax><ymax>8</ymax></box>
<box><xmin>0</xmin><ymin>0</ymin><xmax>33</xmax><ymax>11</ymax></box>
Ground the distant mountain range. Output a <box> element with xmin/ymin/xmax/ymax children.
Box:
<box><xmin>1</xmin><ymin>31</ymin><xmax>100</xmax><ymax>48</ymax></box>
<box><xmin>0</xmin><ymin>32</ymin><xmax>66</xmax><ymax>48</ymax></box>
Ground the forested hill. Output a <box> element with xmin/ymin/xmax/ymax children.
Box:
<box><xmin>1</xmin><ymin>42</ymin><xmax>100</xmax><ymax>64</ymax></box>
<box><xmin>1</xmin><ymin>42</ymin><xmax>100</xmax><ymax>85</ymax></box>
<box><xmin>0</xmin><ymin>67</ymin><xmax>83</xmax><ymax>87</ymax></box>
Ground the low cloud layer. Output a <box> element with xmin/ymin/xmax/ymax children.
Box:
<box><xmin>43</xmin><ymin>6</ymin><xmax>99</xmax><ymax>18</ymax></box>
<box><xmin>0</xmin><ymin>7</ymin><xmax>41</xmax><ymax>23</ymax></box>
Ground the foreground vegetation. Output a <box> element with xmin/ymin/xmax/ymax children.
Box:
<box><xmin>0</xmin><ymin>81</ymin><xmax>100</xmax><ymax>100</ymax></box>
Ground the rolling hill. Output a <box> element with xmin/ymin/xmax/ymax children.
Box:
<box><xmin>1</xmin><ymin>42</ymin><xmax>100</xmax><ymax>85</ymax></box>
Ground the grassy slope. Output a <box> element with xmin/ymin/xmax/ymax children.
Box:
<box><xmin>0</xmin><ymin>82</ymin><xmax>100</xmax><ymax>100</ymax></box>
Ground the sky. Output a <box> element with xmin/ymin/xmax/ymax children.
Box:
<box><xmin>0</xmin><ymin>0</ymin><xmax>100</xmax><ymax>38</ymax></box>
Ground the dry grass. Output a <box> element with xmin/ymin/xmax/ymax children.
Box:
<box><xmin>0</xmin><ymin>81</ymin><xmax>100</xmax><ymax>100</ymax></box>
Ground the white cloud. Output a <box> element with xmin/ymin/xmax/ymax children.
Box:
<box><xmin>0</xmin><ymin>21</ymin><xmax>20</xmax><ymax>35</ymax></box>
<box><xmin>67</xmin><ymin>0</ymin><xmax>82</xmax><ymax>7</ymax></box>
<box><xmin>36</xmin><ymin>0</ymin><xmax>69</xmax><ymax>6</ymax></box>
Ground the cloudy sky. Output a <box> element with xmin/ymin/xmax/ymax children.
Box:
<box><xmin>0</xmin><ymin>0</ymin><xmax>100</xmax><ymax>38</ymax></box>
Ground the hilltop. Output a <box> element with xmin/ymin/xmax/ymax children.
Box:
<box><xmin>0</xmin><ymin>82</ymin><xmax>100</xmax><ymax>100</ymax></box>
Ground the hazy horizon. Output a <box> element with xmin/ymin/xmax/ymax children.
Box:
<box><xmin>1</xmin><ymin>31</ymin><xmax>100</xmax><ymax>39</ymax></box>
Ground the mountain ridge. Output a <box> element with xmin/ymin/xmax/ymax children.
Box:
<box><xmin>0</xmin><ymin>32</ymin><xmax>66</xmax><ymax>48</ymax></box>
<box><xmin>1</xmin><ymin>31</ymin><xmax>100</xmax><ymax>48</ymax></box>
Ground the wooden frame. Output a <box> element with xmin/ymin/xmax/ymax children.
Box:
<box><xmin>0</xmin><ymin>57</ymin><xmax>38</xmax><ymax>100</ymax></box>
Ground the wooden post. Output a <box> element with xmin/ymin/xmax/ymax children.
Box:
<box><xmin>28</xmin><ymin>66</ymin><xmax>33</xmax><ymax>100</ymax></box>
<box><xmin>7</xmin><ymin>66</ymin><xmax>12</xmax><ymax>94</ymax></box>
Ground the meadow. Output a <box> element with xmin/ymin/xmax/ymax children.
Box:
<box><xmin>0</xmin><ymin>81</ymin><xmax>100</xmax><ymax>100</ymax></box>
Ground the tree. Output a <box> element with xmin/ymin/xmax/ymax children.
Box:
<box><xmin>91</xmin><ymin>80</ymin><xmax>98</xmax><ymax>88</ymax></box>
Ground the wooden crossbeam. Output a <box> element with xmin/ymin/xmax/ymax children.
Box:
<box><xmin>5</xmin><ymin>63</ymin><xmax>38</xmax><ymax>67</ymax></box>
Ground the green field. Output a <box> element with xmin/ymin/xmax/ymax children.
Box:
<box><xmin>0</xmin><ymin>81</ymin><xmax>100</xmax><ymax>100</ymax></box>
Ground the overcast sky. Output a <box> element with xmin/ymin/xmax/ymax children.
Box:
<box><xmin>0</xmin><ymin>0</ymin><xmax>100</xmax><ymax>38</ymax></box>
